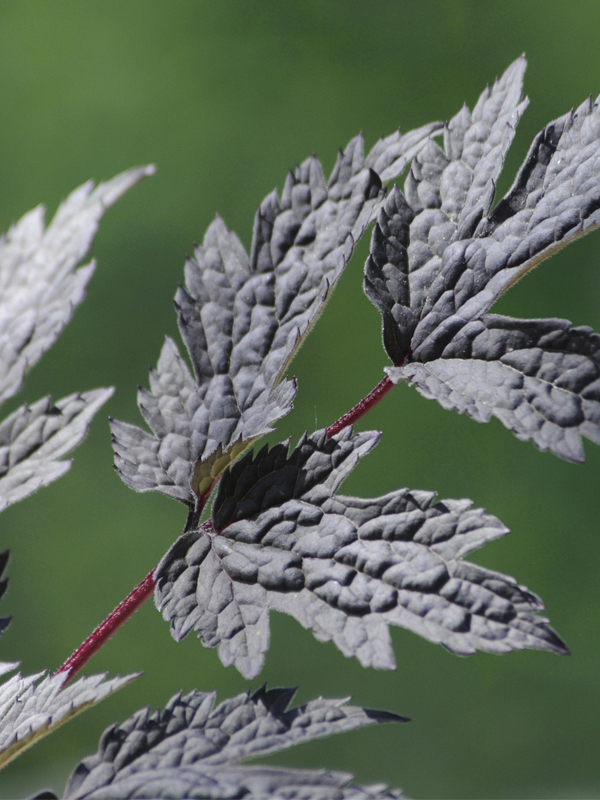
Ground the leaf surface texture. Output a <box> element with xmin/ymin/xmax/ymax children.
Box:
<box><xmin>155</xmin><ymin>427</ymin><xmax>566</xmax><ymax>679</ymax></box>
<box><xmin>61</xmin><ymin>685</ymin><xmax>405</xmax><ymax>800</ymax></box>
<box><xmin>111</xmin><ymin>123</ymin><xmax>442</xmax><ymax>509</ymax></box>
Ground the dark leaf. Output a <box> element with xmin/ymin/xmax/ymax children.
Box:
<box><xmin>155</xmin><ymin>428</ymin><xmax>566</xmax><ymax>679</ymax></box>
<box><xmin>0</xmin><ymin>389</ymin><xmax>114</xmax><ymax>511</ymax></box>
<box><xmin>62</xmin><ymin>765</ymin><xmax>405</xmax><ymax>800</ymax></box>
<box><xmin>0</xmin><ymin>550</ymin><xmax>11</xmax><ymax>641</ymax></box>
<box><xmin>112</xmin><ymin>123</ymin><xmax>442</xmax><ymax>510</ymax></box>
<box><xmin>365</xmin><ymin>57</ymin><xmax>600</xmax><ymax>460</ymax></box>
<box><xmin>63</xmin><ymin>685</ymin><xmax>405</xmax><ymax>800</ymax></box>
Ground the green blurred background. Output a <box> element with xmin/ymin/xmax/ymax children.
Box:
<box><xmin>0</xmin><ymin>2</ymin><xmax>599</xmax><ymax>797</ymax></box>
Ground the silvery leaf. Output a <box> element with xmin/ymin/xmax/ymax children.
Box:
<box><xmin>156</xmin><ymin>427</ymin><xmax>566</xmax><ymax>679</ymax></box>
<box><xmin>0</xmin><ymin>166</ymin><xmax>154</xmax><ymax>406</ymax></box>
<box><xmin>0</xmin><ymin>389</ymin><xmax>113</xmax><ymax>511</ymax></box>
<box><xmin>62</xmin><ymin>685</ymin><xmax>405</xmax><ymax>800</ymax></box>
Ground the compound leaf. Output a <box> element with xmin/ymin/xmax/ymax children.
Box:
<box><xmin>0</xmin><ymin>389</ymin><xmax>114</xmax><ymax>511</ymax></box>
<box><xmin>112</xmin><ymin>122</ymin><xmax>442</xmax><ymax>511</ymax></box>
<box><xmin>365</xmin><ymin>57</ymin><xmax>600</xmax><ymax>461</ymax></box>
<box><xmin>61</xmin><ymin>685</ymin><xmax>405</xmax><ymax>800</ymax></box>
<box><xmin>155</xmin><ymin>427</ymin><xmax>566</xmax><ymax>679</ymax></box>
<box><xmin>0</xmin><ymin>166</ymin><xmax>154</xmax><ymax>407</ymax></box>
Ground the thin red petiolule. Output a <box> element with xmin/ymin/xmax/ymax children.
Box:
<box><xmin>326</xmin><ymin>375</ymin><xmax>394</xmax><ymax>438</ymax></box>
<box><xmin>57</xmin><ymin>568</ymin><xmax>156</xmax><ymax>682</ymax></box>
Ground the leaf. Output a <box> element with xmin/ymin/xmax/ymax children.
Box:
<box><xmin>364</xmin><ymin>57</ymin><xmax>600</xmax><ymax>461</ymax></box>
<box><xmin>0</xmin><ymin>668</ymin><xmax>137</xmax><ymax>771</ymax></box>
<box><xmin>395</xmin><ymin>315</ymin><xmax>600</xmax><ymax>462</ymax></box>
<box><xmin>155</xmin><ymin>427</ymin><xmax>566</xmax><ymax>679</ymax></box>
<box><xmin>62</xmin><ymin>767</ymin><xmax>405</xmax><ymax>800</ymax></box>
<box><xmin>111</xmin><ymin>122</ymin><xmax>442</xmax><ymax>512</ymax></box>
<box><xmin>0</xmin><ymin>166</ymin><xmax>155</xmax><ymax>407</ymax></box>
<box><xmin>0</xmin><ymin>389</ymin><xmax>114</xmax><ymax>512</ymax></box>
<box><xmin>61</xmin><ymin>685</ymin><xmax>405</xmax><ymax>800</ymax></box>
<box><xmin>0</xmin><ymin>550</ymin><xmax>11</xmax><ymax>644</ymax></box>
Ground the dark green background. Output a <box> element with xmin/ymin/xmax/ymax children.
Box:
<box><xmin>0</xmin><ymin>2</ymin><xmax>598</xmax><ymax>797</ymax></box>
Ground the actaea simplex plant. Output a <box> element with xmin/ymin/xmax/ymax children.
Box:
<box><xmin>0</xmin><ymin>56</ymin><xmax>599</xmax><ymax>798</ymax></box>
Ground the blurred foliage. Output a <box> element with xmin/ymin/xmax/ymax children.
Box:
<box><xmin>0</xmin><ymin>2</ymin><xmax>599</xmax><ymax>798</ymax></box>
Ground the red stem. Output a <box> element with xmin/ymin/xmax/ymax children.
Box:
<box><xmin>57</xmin><ymin>568</ymin><xmax>156</xmax><ymax>682</ymax></box>
<box><xmin>326</xmin><ymin>375</ymin><xmax>394</xmax><ymax>438</ymax></box>
<box><xmin>57</xmin><ymin>523</ymin><xmax>216</xmax><ymax>682</ymax></box>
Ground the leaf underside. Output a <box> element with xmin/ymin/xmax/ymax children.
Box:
<box><xmin>61</xmin><ymin>685</ymin><xmax>405</xmax><ymax>800</ymax></box>
<box><xmin>111</xmin><ymin>121</ymin><xmax>442</xmax><ymax>511</ymax></box>
<box><xmin>364</xmin><ymin>55</ymin><xmax>600</xmax><ymax>461</ymax></box>
<box><xmin>155</xmin><ymin>427</ymin><xmax>566</xmax><ymax>679</ymax></box>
